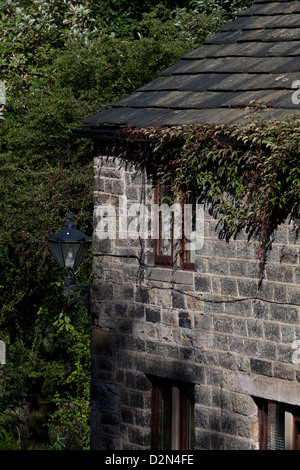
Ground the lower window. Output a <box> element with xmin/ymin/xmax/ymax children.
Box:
<box><xmin>258</xmin><ymin>399</ymin><xmax>300</xmax><ymax>450</ymax></box>
<box><xmin>150</xmin><ymin>377</ymin><xmax>195</xmax><ymax>450</ymax></box>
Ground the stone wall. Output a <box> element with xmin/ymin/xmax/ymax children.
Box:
<box><xmin>91</xmin><ymin>153</ymin><xmax>300</xmax><ymax>450</ymax></box>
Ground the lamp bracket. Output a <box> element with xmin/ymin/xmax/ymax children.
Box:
<box><xmin>63</xmin><ymin>273</ymin><xmax>90</xmax><ymax>306</ymax></box>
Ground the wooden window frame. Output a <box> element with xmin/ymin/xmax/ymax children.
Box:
<box><xmin>153</xmin><ymin>184</ymin><xmax>174</xmax><ymax>267</ymax></box>
<box><xmin>180</xmin><ymin>196</ymin><xmax>196</xmax><ymax>271</ymax></box>
<box><xmin>150</xmin><ymin>377</ymin><xmax>195</xmax><ymax>451</ymax></box>
<box><xmin>153</xmin><ymin>184</ymin><xmax>195</xmax><ymax>271</ymax></box>
<box><xmin>258</xmin><ymin>399</ymin><xmax>300</xmax><ymax>450</ymax></box>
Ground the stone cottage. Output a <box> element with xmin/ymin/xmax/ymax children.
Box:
<box><xmin>73</xmin><ymin>0</ymin><xmax>300</xmax><ymax>450</ymax></box>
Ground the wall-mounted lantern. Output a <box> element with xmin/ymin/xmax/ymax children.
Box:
<box><xmin>47</xmin><ymin>210</ymin><xmax>92</xmax><ymax>303</ymax></box>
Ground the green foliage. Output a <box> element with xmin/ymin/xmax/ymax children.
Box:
<box><xmin>47</xmin><ymin>392</ymin><xmax>90</xmax><ymax>450</ymax></box>
<box><xmin>0</xmin><ymin>0</ymin><xmax>100</xmax><ymax>90</ymax></box>
<box><xmin>126</xmin><ymin>115</ymin><xmax>300</xmax><ymax>268</ymax></box>
<box><xmin>0</xmin><ymin>386</ymin><xmax>25</xmax><ymax>450</ymax></box>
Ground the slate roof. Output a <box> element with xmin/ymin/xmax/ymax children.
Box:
<box><xmin>76</xmin><ymin>0</ymin><xmax>300</xmax><ymax>134</ymax></box>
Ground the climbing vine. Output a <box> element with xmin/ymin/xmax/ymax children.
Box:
<box><xmin>123</xmin><ymin>114</ymin><xmax>300</xmax><ymax>267</ymax></box>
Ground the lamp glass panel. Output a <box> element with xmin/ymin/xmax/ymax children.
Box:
<box><xmin>61</xmin><ymin>243</ymin><xmax>81</xmax><ymax>269</ymax></box>
<box><xmin>48</xmin><ymin>241</ymin><xmax>64</xmax><ymax>269</ymax></box>
<box><xmin>74</xmin><ymin>242</ymin><xmax>91</xmax><ymax>269</ymax></box>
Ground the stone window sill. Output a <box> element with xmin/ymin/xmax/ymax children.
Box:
<box><xmin>145</xmin><ymin>267</ymin><xmax>194</xmax><ymax>285</ymax></box>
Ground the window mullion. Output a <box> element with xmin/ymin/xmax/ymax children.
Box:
<box><xmin>171</xmin><ymin>385</ymin><xmax>180</xmax><ymax>450</ymax></box>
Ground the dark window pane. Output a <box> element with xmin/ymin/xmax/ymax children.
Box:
<box><xmin>268</xmin><ymin>403</ymin><xmax>285</xmax><ymax>450</ymax></box>
<box><xmin>151</xmin><ymin>377</ymin><xmax>195</xmax><ymax>450</ymax></box>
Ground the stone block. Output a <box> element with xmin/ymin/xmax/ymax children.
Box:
<box><xmin>270</xmin><ymin>304</ymin><xmax>299</xmax><ymax>324</ymax></box>
<box><xmin>93</xmin><ymin>282</ymin><xmax>114</xmax><ymax>300</ymax></box>
<box><xmin>247</xmin><ymin>261</ymin><xmax>260</xmax><ymax>279</ymax></box>
<box><xmin>225</xmin><ymin>436</ymin><xmax>251</xmax><ymax>450</ymax></box>
<box><xmin>127</xmin><ymin>337</ymin><xmax>145</xmax><ymax>352</ymax></box>
<box><xmin>211</xmin><ymin>240</ymin><xmax>236</xmax><ymax>259</ymax></box>
<box><xmin>172</xmin><ymin>290</ymin><xmax>186</xmax><ymax>308</ymax></box>
<box><xmin>237</xmin><ymin>279</ymin><xmax>258</xmax><ymax>297</ymax></box>
<box><xmin>133</xmin><ymin>322</ymin><xmax>159</xmax><ymax>342</ymax></box>
<box><xmin>224</xmin><ymin>413</ymin><xmax>250</xmax><ymax>438</ymax></box>
<box><xmin>194</xmin><ymin>405</ymin><xmax>209</xmax><ymax>428</ymax></box>
<box><xmin>264</xmin><ymin>322</ymin><xmax>280</xmax><ymax>342</ymax></box>
<box><xmin>195</xmin><ymin>430</ymin><xmax>210</xmax><ymax>449</ymax></box>
<box><xmin>228</xmin><ymin>336</ymin><xmax>244</xmax><ymax>354</ymax></box>
<box><xmin>277</xmin><ymin>344</ymin><xmax>294</xmax><ymax>363</ymax></box>
<box><xmin>135</xmin><ymin>287</ymin><xmax>149</xmax><ymax>303</ymax></box>
<box><xmin>121</xmin><ymin>408</ymin><xmax>134</xmax><ymax>424</ymax></box>
<box><xmin>194</xmin><ymin>275</ymin><xmax>211</xmax><ymax>293</ymax></box>
<box><xmin>195</xmin><ymin>385</ymin><xmax>212</xmax><ymax>407</ymax></box>
<box><xmin>129</xmin><ymin>303</ymin><xmax>145</xmax><ymax>319</ymax></box>
<box><xmin>208</xmin><ymin>259</ymin><xmax>229</xmax><ymax>276</ymax></box>
<box><xmin>252</xmin><ymin>300</ymin><xmax>269</xmax><ymax>320</ymax></box>
<box><xmin>204</xmin><ymin>295</ymin><xmax>225</xmax><ymax>313</ymax></box>
<box><xmin>179</xmin><ymin>347</ymin><xmax>194</xmax><ymax>360</ymax></box>
<box><xmin>220</xmin><ymin>278</ymin><xmax>237</xmax><ymax>296</ymax></box>
<box><xmin>220</xmin><ymin>412</ymin><xmax>238</xmax><ymax>436</ymax></box>
<box><xmin>274</xmin><ymin>363</ymin><xmax>295</xmax><ymax>381</ymax></box>
<box><xmin>250</xmin><ymin>358</ymin><xmax>272</xmax><ymax>377</ymax></box>
<box><xmin>91</xmin><ymin>382</ymin><xmax>120</xmax><ymax>412</ymax></box>
<box><xmin>225</xmin><ymin>298</ymin><xmax>252</xmax><ymax>316</ymax></box>
<box><xmin>213</xmin><ymin>315</ymin><xmax>233</xmax><ymax>333</ymax></box>
<box><xmin>207</xmin><ymin>333</ymin><xmax>228</xmax><ymax>351</ymax></box>
<box><xmin>115</xmin><ymin>302</ymin><xmax>128</xmax><ymax>318</ymax></box>
<box><xmin>212</xmin><ymin>388</ymin><xmax>231</xmax><ymax>410</ymax></box>
<box><xmin>279</xmin><ymin>245</ymin><xmax>298</xmax><ymax>264</ymax></box>
<box><xmin>205</xmin><ymin>366</ymin><xmax>224</xmax><ymax>386</ymax></box>
<box><xmin>209</xmin><ymin>409</ymin><xmax>221</xmax><ymax>432</ymax></box>
<box><xmin>229</xmin><ymin>260</ymin><xmax>247</xmax><ymax>277</ymax></box>
<box><xmin>146</xmin><ymin>342</ymin><xmax>164</xmax><ymax>356</ymax></box>
<box><xmin>281</xmin><ymin>325</ymin><xmax>294</xmax><ymax>343</ymax></box>
<box><xmin>257</xmin><ymin>341</ymin><xmax>276</xmax><ymax>360</ymax></box>
<box><xmin>146</xmin><ymin>307</ymin><xmax>161</xmax><ymax>323</ymax></box>
<box><xmin>118</xmin><ymin>320</ymin><xmax>133</xmax><ymax>335</ymax></box>
<box><xmin>91</xmin><ymin>328</ymin><xmax>113</xmax><ymax>356</ymax></box>
<box><xmin>247</xmin><ymin>320</ymin><xmax>263</xmax><ymax>339</ymax></box>
<box><xmin>210</xmin><ymin>433</ymin><xmax>225</xmax><ymax>450</ymax></box>
<box><xmin>179</xmin><ymin>311</ymin><xmax>192</xmax><ymax>328</ymax></box>
<box><xmin>236</xmin><ymin>242</ymin><xmax>256</xmax><ymax>260</ymax></box>
<box><xmin>266</xmin><ymin>264</ymin><xmax>294</xmax><ymax>283</ymax></box>
<box><xmin>287</xmin><ymin>286</ymin><xmax>300</xmax><ymax>305</ymax></box>
<box><xmin>155</xmin><ymin>288</ymin><xmax>172</xmax><ymax>308</ymax></box>
<box><xmin>135</xmin><ymin>410</ymin><xmax>151</xmax><ymax>428</ymax></box>
<box><xmin>219</xmin><ymin>352</ymin><xmax>237</xmax><ymax>370</ymax></box>
<box><xmin>197</xmin><ymin>349</ymin><xmax>218</xmax><ymax>366</ymax></box>
<box><xmin>231</xmin><ymin>393</ymin><xmax>257</xmax><ymax>417</ymax></box>
<box><xmin>128</xmin><ymin>427</ymin><xmax>151</xmax><ymax>447</ymax></box>
<box><xmin>164</xmin><ymin>344</ymin><xmax>179</xmax><ymax>359</ymax></box>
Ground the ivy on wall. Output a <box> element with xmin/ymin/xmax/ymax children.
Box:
<box><xmin>123</xmin><ymin>113</ymin><xmax>300</xmax><ymax>268</ymax></box>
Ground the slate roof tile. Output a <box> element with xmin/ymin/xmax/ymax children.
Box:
<box><xmin>78</xmin><ymin>0</ymin><xmax>300</xmax><ymax>130</ymax></box>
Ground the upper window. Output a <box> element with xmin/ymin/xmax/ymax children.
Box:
<box><xmin>153</xmin><ymin>184</ymin><xmax>173</xmax><ymax>267</ymax></box>
<box><xmin>150</xmin><ymin>377</ymin><xmax>195</xmax><ymax>450</ymax></box>
<box><xmin>153</xmin><ymin>184</ymin><xmax>196</xmax><ymax>270</ymax></box>
<box><xmin>258</xmin><ymin>399</ymin><xmax>300</xmax><ymax>450</ymax></box>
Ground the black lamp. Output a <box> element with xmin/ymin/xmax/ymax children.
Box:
<box><xmin>47</xmin><ymin>210</ymin><xmax>91</xmax><ymax>302</ymax></box>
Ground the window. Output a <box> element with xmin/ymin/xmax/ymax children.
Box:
<box><xmin>150</xmin><ymin>377</ymin><xmax>195</xmax><ymax>450</ymax></box>
<box><xmin>180</xmin><ymin>191</ymin><xmax>197</xmax><ymax>271</ymax></box>
<box><xmin>258</xmin><ymin>399</ymin><xmax>300</xmax><ymax>450</ymax></box>
<box><xmin>153</xmin><ymin>184</ymin><xmax>196</xmax><ymax>270</ymax></box>
<box><xmin>153</xmin><ymin>184</ymin><xmax>173</xmax><ymax>267</ymax></box>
